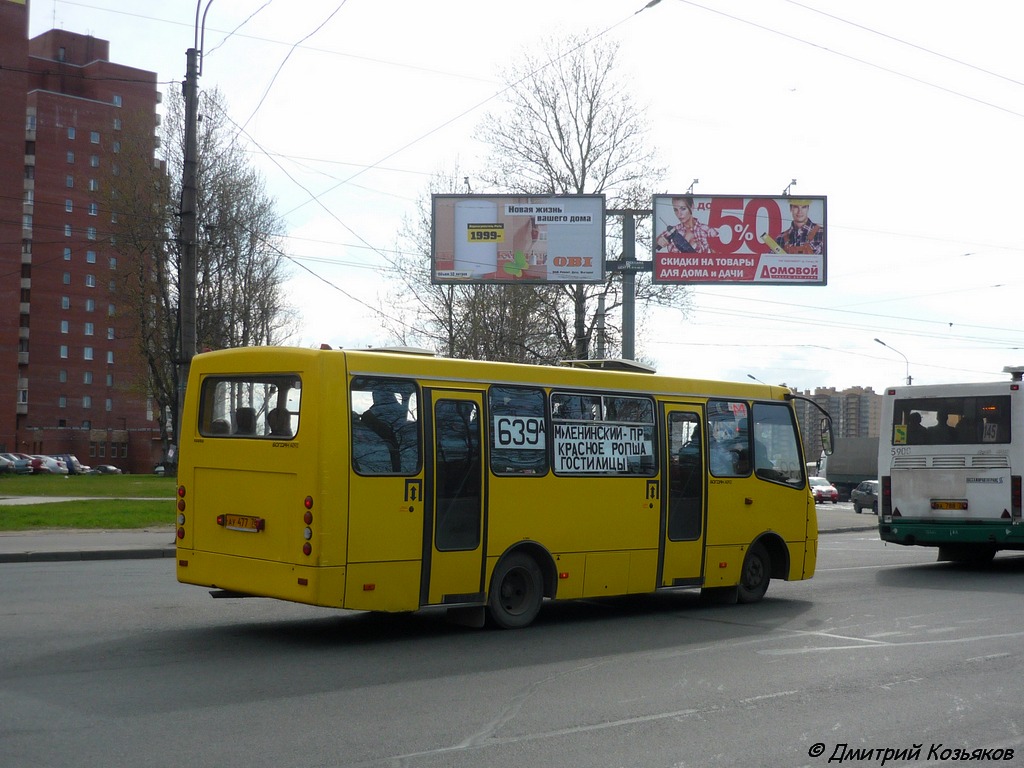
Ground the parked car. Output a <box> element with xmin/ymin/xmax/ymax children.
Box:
<box><xmin>0</xmin><ymin>452</ymin><xmax>34</xmax><ymax>474</ymax></box>
<box><xmin>53</xmin><ymin>453</ymin><xmax>90</xmax><ymax>475</ymax></box>
<box><xmin>0</xmin><ymin>454</ymin><xmax>12</xmax><ymax>474</ymax></box>
<box><xmin>90</xmin><ymin>464</ymin><xmax>123</xmax><ymax>475</ymax></box>
<box><xmin>809</xmin><ymin>476</ymin><xmax>839</xmax><ymax>504</ymax></box>
<box><xmin>851</xmin><ymin>479</ymin><xmax>879</xmax><ymax>514</ymax></box>
<box><xmin>30</xmin><ymin>455</ymin><xmax>67</xmax><ymax>474</ymax></box>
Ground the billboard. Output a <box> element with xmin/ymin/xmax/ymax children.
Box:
<box><xmin>431</xmin><ymin>194</ymin><xmax>606</xmax><ymax>284</ymax></box>
<box><xmin>652</xmin><ymin>195</ymin><xmax>827</xmax><ymax>285</ymax></box>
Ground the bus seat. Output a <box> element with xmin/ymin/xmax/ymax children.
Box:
<box><xmin>234</xmin><ymin>407</ymin><xmax>256</xmax><ymax>435</ymax></box>
<box><xmin>210</xmin><ymin>419</ymin><xmax>230</xmax><ymax>435</ymax></box>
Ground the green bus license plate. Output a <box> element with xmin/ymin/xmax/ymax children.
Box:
<box><xmin>224</xmin><ymin>514</ymin><xmax>262</xmax><ymax>532</ymax></box>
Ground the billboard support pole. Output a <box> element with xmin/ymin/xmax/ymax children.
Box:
<box><xmin>605</xmin><ymin>209</ymin><xmax>651</xmax><ymax>361</ymax></box>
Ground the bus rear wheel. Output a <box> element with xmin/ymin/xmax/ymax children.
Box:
<box><xmin>488</xmin><ymin>552</ymin><xmax>543</xmax><ymax>629</ymax></box>
<box><xmin>737</xmin><ymin>542</ymin><xmax>771</xmax><ymax>603</ymax></box>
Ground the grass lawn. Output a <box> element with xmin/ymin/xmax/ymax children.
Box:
<box><xmin>0</xmin><ymin>474</ymin><xmax>176</xmax><ymax>531</ymax></box>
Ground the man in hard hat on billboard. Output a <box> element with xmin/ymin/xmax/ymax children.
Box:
<box><xmin>772</xmin><ymin>199</ymin><xmax>824</xmax><ymax>255</ymax></box>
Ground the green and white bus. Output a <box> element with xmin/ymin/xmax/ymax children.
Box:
<box><xmin>879</xmin><ymin>367</ymin><xmax>1024</xmax><ymax>562</ymax></box>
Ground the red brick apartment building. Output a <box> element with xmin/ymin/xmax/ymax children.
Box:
<box><xmin>1</xmin><ymin>0</ymin><xmax>164</xmax><ymax>473</ymax></box>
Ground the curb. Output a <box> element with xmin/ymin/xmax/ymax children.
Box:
<box><xmin>0</xmin><ymin>547</ymin><xmax>176</xmax><ymax>564</ymax></box>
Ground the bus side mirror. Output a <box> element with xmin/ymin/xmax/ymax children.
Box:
<box><xmin>820</xmin><ymin>418</ymin><xmax>834</xmax><ymax>456</ymax></box>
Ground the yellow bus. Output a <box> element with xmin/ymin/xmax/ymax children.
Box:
<box><xmin>175</xmin><ymin>346</ymin><xmax>831</xmax><ymax>628</ymax></box>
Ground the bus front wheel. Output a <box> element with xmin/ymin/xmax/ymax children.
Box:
<box><xmin>488</xmin><ymin>552</ymin><xmax>543</xmax><ymax>629</ymax></box>
<box><xmin>737</xmin><ymin>543</ymin><xmax>771</xmax><ymax>603</ymax></box>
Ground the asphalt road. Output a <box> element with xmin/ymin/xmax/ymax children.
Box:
<box><xmin>2</xmin><ymin>529</ymin><xmax>1022</xmax><ymax>768</ymax></box>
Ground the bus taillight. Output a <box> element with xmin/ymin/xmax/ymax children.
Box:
<box><xmin>302</xmin><ymin>495</ymin><xmax>314</xmax><ymax>556</ymax></box>
<box><xmin>177</xmin><ymin>485</ymin><xmax>187</xmax><ymax>539</ymax></box>
<box><xmin>1012</xmin><ymin>476</ymin><xmax>1022</xmax><ymax>522</ymax></box>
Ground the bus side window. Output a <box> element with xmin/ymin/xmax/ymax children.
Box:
<box><xmin>350</xmin><ymin>376</ymin><xmax>421</xmax><ymax>474</ymax></box>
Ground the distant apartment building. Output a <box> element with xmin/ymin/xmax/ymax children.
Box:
<box><xmin>1</xmin><ymin>0</ymin><xmax>163</xmax><ymax>472</ymax></box>
<box><xmin>794</xmin><ymin>385</ymin><xmax>882</xmax><ymax>466</ymax></box>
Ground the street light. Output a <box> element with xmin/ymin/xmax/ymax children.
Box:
<box><xmin>874</xmin><ymin>338</ymin><xmax>912</xmax><ymax>385</ymax></box>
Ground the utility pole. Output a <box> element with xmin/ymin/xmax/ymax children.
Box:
<box><xmin>175</xmin><ymin>45</ymin><xmax>199</xmax><ymax>458</ymax></box>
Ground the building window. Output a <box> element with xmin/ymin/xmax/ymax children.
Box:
<box><xmin>106</xmin><ymin>327</ymin><xmax>114</xmax><ymax>340</ymax></box>
<box><xmin>63</xmin><ymin>272</ymin><xmax>71</xmax><ymax>285</ymax></box>
<box><xmin>108</xmin><ymin>304</ymin><xmax>115</xmax><ymax>316</ymax></box>
<box><xmin>64</xmin><ymin>247</ymin><xmax>72</xmax><ymax>260</ymax></box>
<box><xmin>59</xmin><ymin>369</ymin><xmax>67</xmax><ymax>383</ymax></box>
<box><xmin>59</xmin><ymin>396</ymin><xmax>67</xmax><ymax>408</ymax></box>
<box><xmin>66</xmin><ymin>175</ymin><xmax>73</xmax><ymax>188</ymax></box>
<box><xmin>60</xmin><ymin>320</ymin><xmax>69</xmax><ymax>334</ymax></box>
<box><xmin>84</xmin><ymin>371</ymin><xmax>93</xmax><ymax>384</ymax></box>
<box><xmin>113</xmin><ymin>117</ymin><xmax>122</xmax><ymax>130</ymax></box>
<box><xmin>105</xmin><ymin>398</ymin><xmax>113</xmax><ymax>412</ymax></box>
<box><xmin>86</xmin><ymin>250</ymin><xmax>96</xmax><ymax>263</ymax></box>
<box><xmin>61</xmin><ymin>296</ymin><xmax>70</xmax><ymax>309</ymax></box>
<box><xmin>107</xmin><ymin>374</ymin><xmax>114</xmax><ymax>387</ymax></box>
<box><xmin>112</xmin><ymin>95</ymin><xmax>122</xmax><ymax>107</ymax></box>
<box><xmin>23</xmin><ymin>214</ymin><xmax>33</xmax><ymax>229</ymax></box>
<box><xmin>67</xmin><ymin>151</ymin><xmax>75</xmax><ymax>164</ymax></box>
<box><xmin>90</xmin><ymin>155</ymin><xmax>99</xmax><ymax>168</ymax></box>
<box><xmin>109</xmin><ymin>256</ymin><xmax>117</xmax><ymax>269</ymax></box>
<box><xmin>25</xmin><ymin>165</ymin><xmax>34</xmax><ymax>180</ymax></box>
<box><xmin>84</xmin><ymin>347</ymin><xmax>94</xmax><ymax>361</ymax></box>
<box><xmin>60</xmin><ymin>345</ymin><xmax>68</xmax><ymax>359</ymax></box>
<box><xmin>64</xmin><ymin>224</ymin><xmax>71</xmax><ymax>237</ymax></box>
<box><xmin>65</xmin><ymin>199</ymin><xmax>73</xmax><ymax>213</ymax></box>
<box><xmin>112</xmin><ymin>141</ymin><xmax>120</xmax><ymax>154</ymax></box>
<box><xmin>90</xmin><ymin>131</ymin><xmax>100</xmax><ymax>144</ymax></box>
<box><xmin>85</xmin><ymin>299</ymin><xmax>95</xmax><ymax>312</ymax></box>
<box><xmin>86</xmin><ymin>227</ymin><xmax>96</xmax><ymax>240</ymax></box>
<box><xmin>84</xmin><ymin>322</ymin><xmax>94</xmax><ymax>336</ymax></box>
<box><xmin>85</xmin><ymin>274</ymin><xmax>96</xmax><ymax>287</ymax></box>
<box><xmin>83</xmin><ymin>395</ymin><xmax>92</xmax><ymax>409</ymax></box>
<box><xmin>88</xmin><ymin>179</ymin><xmax>99</xmax><ymax>191</ymax></box>
<box><xmin>107</xmin><ymin>351</ymin><xmax>114</xmax><ymax>364</ymax></box>
<box><xmin>88</xmin><ymin>203</ymin><xmax>98</xmax><ymax>216</ymax></box>
<box><xmin>67</xmin><ymin>126</ymin><xmax>76</xmax><ymax>140</ymax></box>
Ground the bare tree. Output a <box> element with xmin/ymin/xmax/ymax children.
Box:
<box><xmin>474</xmin><ymin>33</ymin><xmax>689</xmax><ymax>360</ymax></box>
<box><xmin>108</xmin><ymin>87</ymin><xmax>294</xmax><ymax>454</ymax></box>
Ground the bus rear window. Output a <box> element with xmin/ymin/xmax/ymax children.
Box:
<box><xmin>890</xmin><ymin>395</ymin><xmax>1010</xmax><ymax>445</ymax></box>
<box><xmin>198</xmin><ymin>375</ymin><xmax>300</xmax><ymax>438</ymax></box>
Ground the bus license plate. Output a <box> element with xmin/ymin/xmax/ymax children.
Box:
<box><xmin>224</xmin><ymin>514</ymin><xmax>263</xmax><ymax>532</ymax></box>
<box><xmin>931</xmin><ymin>500</ymin><xmax>967</xmax><ymax>511</ymax></box>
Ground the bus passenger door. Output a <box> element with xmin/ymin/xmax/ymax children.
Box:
<box><xmin>423</xmin><ymin>391</ymin><xmax>486</xmax><ymax>606</ymax></box>
<box><xmin>660</xmin><ymin>406</ymin><xmax>707</xmax><ymax>587</ymax></box>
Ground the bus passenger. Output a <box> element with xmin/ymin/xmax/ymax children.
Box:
<box><xmin>906</xmin><ymin>412</ymin><xmax>927</xmax><ymax>444</ymax></box>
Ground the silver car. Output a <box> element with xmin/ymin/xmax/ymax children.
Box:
<box><xmin>851</xmin><ymin>480</ymin><xmax>879</xmax><ymax>514</ymax></box>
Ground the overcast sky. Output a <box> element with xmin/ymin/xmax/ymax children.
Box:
<box><xmin>29</xmin><ymin>0</ymin><xmax>1024</xmax><ymax>393</ymax></box>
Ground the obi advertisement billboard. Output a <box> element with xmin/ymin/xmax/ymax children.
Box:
<box><xmin>431</xmin><ymin>194</ymin><xmax>606</xmax><ymax>284</ymax></box>
<box><xmin>652</xmin><ymin>195</ymin><xmax>827</xmax><ymax>285</ymax></box>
